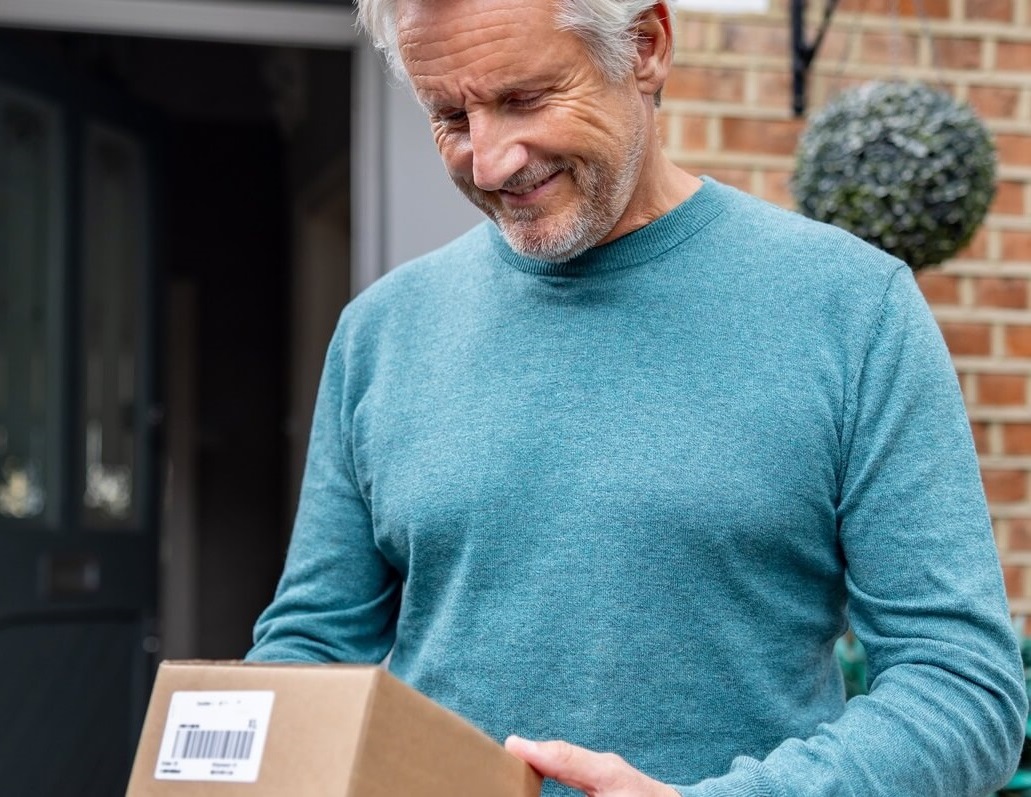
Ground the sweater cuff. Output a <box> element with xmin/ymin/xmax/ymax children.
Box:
<box><xmin>670</xmin><ymin>757</ymin><xmax>786</xmax><ymax>797</ymax></box>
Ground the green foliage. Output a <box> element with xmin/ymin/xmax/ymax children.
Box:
<box><xmin>835</xmin><ymin>633</ymin><xmax>868</xmax><ymax>700</ymax></box>
<box><xmin>792</xmin><ymin>81</ymin><xmax>997</xmax><ymax>271</ymax></box>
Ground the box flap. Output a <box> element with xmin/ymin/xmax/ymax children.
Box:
<box><xmin>350</xmin><ymin>669</ymin><xmax>542</xmax><ymax>797</ymax></box>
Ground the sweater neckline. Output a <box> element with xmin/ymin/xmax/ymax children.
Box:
<box><xmin>490</xmin><ymin>176</ymin><xmax>730</xmax><ymax>277</ymax></box>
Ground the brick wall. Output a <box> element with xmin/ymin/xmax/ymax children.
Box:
<box><xmin>664</xmin><ymin>0</ymin><xmax>1031</xmax><ymax>612</ymax></box>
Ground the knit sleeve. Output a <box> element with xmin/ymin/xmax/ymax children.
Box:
<box><xmin>246</xmin><ymin>316</ymin><xmax>401</xmax><ymax>664</ymax></box>
<box><xmin>673</xmin><ymin>266</ymin><xmax>1027</xmax><ymax>796</ymax></box>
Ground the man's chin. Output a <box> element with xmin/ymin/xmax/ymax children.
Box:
<box><xmin>461</xmin><ymin>189</ymin><xmax>601</xmax><ymax>262</ymax></box>
<box><xmin>497</xmin><ymin>224</ymin><xmax>593</xmax><ymax>263</ymax></box>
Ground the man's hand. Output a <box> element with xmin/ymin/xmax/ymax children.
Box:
<box><xmin>505</xmin><ymin>736</ymin><xmax>680</xmax><ymax>797</ymax></box>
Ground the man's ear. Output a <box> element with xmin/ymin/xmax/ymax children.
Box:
<box><xmin>633</xmin><ymin>2</ymin><xmax>674</xmax><ymax>101</ymax></box>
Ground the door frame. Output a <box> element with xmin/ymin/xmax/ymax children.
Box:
<box><xmin>0</xmin><ymin>0</ymin><xmax>388</xmax><ymax>296</ymax></box>
<box><xmin>0</xmin><ymin>0</ymin><xmax>359</xmax><ymax>47</ymax></box>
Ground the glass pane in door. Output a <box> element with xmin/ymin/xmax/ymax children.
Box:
<box><xmin>0</xmin><ymin>87</ymin><xmax>63</xmax><ymax>524</ymax></box>
<box><xmin>80</xmin><ymin>124</ymin><xmax>146</xmax><ymax>528</ymax></box>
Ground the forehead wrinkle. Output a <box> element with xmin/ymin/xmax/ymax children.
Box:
<box><xmin>398</xmin><ymin>5</ymin><xmax>543</xmax><ymax>58</ymax></box>
<box><xmin>398</xmin><ymin>1</ymin><xmax>551</xmax><ymax>40</ymax></box>
<box><xmin>408</xmin><ymin>48</ymin><xmax>540</xmax><ymax>111</ymax></box>
<box><xmin>400</xmin><ymin>24</ymin><xmax>530</xmax><ymax>79</ymax></box>
<box><xmin>397</xmin><ymin>1</ymin><xmax>562</xmax><ymax>77</ymax></box>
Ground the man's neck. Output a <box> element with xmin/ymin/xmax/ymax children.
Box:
<box><xmin>599</xmin><ymin>155</ymin><xmax>703</xmax><ymax>246</ymax></box>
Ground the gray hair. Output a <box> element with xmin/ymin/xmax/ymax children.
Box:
<box><xmin>357</xmin><ymin>0</ymin><xmax>671</xmax><ymax>87</ymax></box>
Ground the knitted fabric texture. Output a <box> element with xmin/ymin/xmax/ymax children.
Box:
<box><xmin>249</xmin><ymin>180</ymin><xmax>1026</xmax><ymax>796</ymax></box>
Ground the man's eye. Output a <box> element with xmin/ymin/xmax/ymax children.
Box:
<box><xmin>507</xmin><ymin>92</ymin><xmax>544</xmax><ymax>110</ymax></box>
<box><xmin>437</xmin><ymin>110</ymin><xmax>468</xmax><ymax>126</ymax></box>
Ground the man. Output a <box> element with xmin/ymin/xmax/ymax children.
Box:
<box><xmin>247</xmin><ymin>0</ymin><xmax>1027</xmax><ymax>793</ymax></box>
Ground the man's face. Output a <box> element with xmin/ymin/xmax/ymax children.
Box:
<box><xmin>397</xmin><ymin>0</ymin><xmax>649</xmax><ymax>262</ymax></box>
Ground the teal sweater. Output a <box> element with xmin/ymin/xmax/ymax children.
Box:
<box><xmin>249</xmin><ymin>180</ymin><xmax>1026</xmax><ymax>796</ymax></box>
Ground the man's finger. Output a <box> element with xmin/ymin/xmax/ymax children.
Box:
<box><xmin>505</xmin><ymin>736</ymin><xmax>625</xmax><ymax>793</ymax></box>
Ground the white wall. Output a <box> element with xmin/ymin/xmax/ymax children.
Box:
<box><xmin>383</xmin><ymin>76</ymin><xmax>482</xmax><ymax>269</ymax></box>
<box><xmin>351</xmin><ymin>44</ymin><xmax>482</xmax><ymax>294</ymax></box>
<box><xmin>675</xmin><ymin>0</ymin><xmax>768</xmax><ymax>11</ymax></box>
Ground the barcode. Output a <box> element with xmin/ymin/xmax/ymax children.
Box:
<box><xmin>172</xmin><ymin>728</ymin><xmax>255</xmax><ymax>760</ymax></box>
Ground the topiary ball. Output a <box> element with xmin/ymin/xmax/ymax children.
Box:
<box><xmin>791</xmin><ymin>81</ymin><xmax>997</xmax><ymax>271</ymax></box>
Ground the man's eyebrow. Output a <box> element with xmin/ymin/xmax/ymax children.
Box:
<box><xmin>416</xmin><ymin>93</ymin><xmax>458</xmax><ymax>115</ymax></box>
<box><xmin>418</xmin><ymin>80</ymin><xmax>548</xmax><ymax>116</ymax></box>
<box><xmin>422</xmin><ymin>100</ymin><xmax>451</xmax><ymax>115</ymax></box>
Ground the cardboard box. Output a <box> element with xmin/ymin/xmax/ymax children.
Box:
<box><xmin>126</xmin><ymin>661</ymin><xmax>543</xmax><ymax>796</ymax></box>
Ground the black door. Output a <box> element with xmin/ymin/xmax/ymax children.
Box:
<box><xmin>0</xmin><ymin>42</ymin><xmax>161</xmax><ymax>796</ymax></box>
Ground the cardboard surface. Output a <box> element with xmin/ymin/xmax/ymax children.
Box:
<box><xmin>126</xmin><ymin>661</ymin><xmax>543</xmax><ymax>797</ymax></box>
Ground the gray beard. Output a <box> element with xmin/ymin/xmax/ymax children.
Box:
<box><xmin>452</xmin><ymin>131</ymin><xmax>646</xmax><ymax>263</ymax></box>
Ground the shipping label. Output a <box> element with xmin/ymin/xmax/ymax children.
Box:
<box><xmin>154</xmin><ymin>690</ymin><xmax>275</xmax><ymax>782</ymax></box>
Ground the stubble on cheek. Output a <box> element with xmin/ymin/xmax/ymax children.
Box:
<box><xmin>448</xmin><ymin>142</ymin><xmax>638</xmax><ymax>263</ymax></box>
<box><xmin>448</xmin><ymin>161</ymin><xmax>582</xmax><ymax>257</ymax></box>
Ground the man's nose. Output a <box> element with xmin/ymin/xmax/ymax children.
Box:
<box><xmin>468</xmin><ymin>112</ymin><xmax>529</xmax><ymax>192</ymax></box>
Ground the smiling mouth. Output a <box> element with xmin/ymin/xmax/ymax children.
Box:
<box><xmin>501</xmin><ymin>170</ymin><xmax>560</xmax><ymax>197</ymax></box>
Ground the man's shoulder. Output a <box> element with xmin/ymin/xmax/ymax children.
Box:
<box><xmin>713</xmin><ymin>182</ymin><xmax>905</xmax><ymax>283</ymax></box>
<box><xmin>694</xmin><ymin>181</ymin><xmax>918</xmax><ymax>343</ymax></box>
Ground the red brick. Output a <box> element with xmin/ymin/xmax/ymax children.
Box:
<box><xmin>996</xmin><ymin>40</ymin><xmax>1031</xmax><ymax>72</ymax></box>
<box><xmin>991</xmin><ymin>181</ymin><xmax>1026</xmax><ymax>215</ymax></box>
<box><xmin>934</xmin><ymin>38</ymin><xmax>983</xmax><ymax>69</ymax></box>
<box><xmin>721</xmin><ymin>117</ymin><xmax>804</xmax><ymax>156</ymax></box>
<box><xmin>861</xmin><ymin>31</ymin><xmax>920</xmax><ymax>66</ymax></box>
<box><xmin>678</xmin><ymin>116</ymin><xmax>709</xmax><ymax>151</ymax></box>
<box><xmin>665</xmin><ymin>66</ymin><xmax>745</xmax><ymax>103</ymax></box>
<box><xmin>917</xmin><ymin>271</ymin><xmax>961</xmax><ymax>305</ymax></box>
<box><xmin>1008</xmin><ymin>517</ymin><xmax>1031</xmax><ymax>550</ymax></box>
<box><xmin>1003</xmin><ymin>424</ymin><xmax>1031</xmax><ymax>454</ymax></box>
<box><xmin>1003</xmin><ymin>564</ymin><xmax>1025</xmax><ymax>597</ymax></box>
<box><xmin>966</xmin><ymin>0</ymin><xmax>1014</xmax><ymax>19</ymax></box>
<box><xmin>812</xmin><ymin>30</ymin><xmax>852</xmax><ymax>62</ymax></box>
<box><xmin>753</xmin><ymin>71</ymin><xmax>794</xmax><ymax>110</ymax></box>
<box><xmin>761</xmin><ymin>170</ymin><xmax>796</xmax><ymax>209</ymax></box>
<box><xmin>838</xmin><ymin>0</ymin><xmax>949</xmax><ymax>15</ymax></box>
<box><xmin>676</xmin><ymin>18</ymin><xmax>707</xmax><ymax>53</ymax></box>
<box><xmin>960</xmin><ymin>371</ymin><xmax>975</xmax><ymax>402</ymax></box>
<box><xmin>720</xmin><ymin>23</ymin><xmax>788</xmax><ymax>57</ymax></box>
<box><xmin>957</xmin><ymin>227</ymin><xmax>990</xmax><ymax>260</ymax></box>
<box><xmin>701</xmin><ymin>167</ymin><xmax>752</xmax><ymax>192</ymax></box>
<box><xmin>983</xmin><ymin>468</ymin><xmax>1027</xmax><ymax>502</ymax></box>
<box><xmin>977</xmin><ymin>373</ymin><xmax>1027</xmax><ymax>405</ymax></box>
<box><xmin>810</xmin><ymin>76</ymin><xmax>868</xmax><ymax>109</ymax></box>
<box><xmin>996</xmin><ymin>134</ymin><xmax>1031</xmax><ymax>167</ymax></box>
<box><xmin>967</xmin><ymin>86</ymin><xmax>1021</xmax><ymax>119</ymax></box>
<box><xmin>1005</xmin><ymin>326</ymin><xmax>1031</xmax><ymax>356</ymax></box>
<box><xmin>940</xmin><ymin>322</ymin><xmax>993</xmax><ymax>355</ymax></box>
<box><xmin>975</xmin><ymin>276</ymin><xmax>1028</xmax><ymax>308</ymax></box>
<box><xmin>970</xmin><ymin>420</ymin><xmax>992</xmax><ymax>454</ymax></box>
<box><xmin>1003</xmin><ymin>231</ymin><xmax>1031</xmax><ymax>261</ymax></box>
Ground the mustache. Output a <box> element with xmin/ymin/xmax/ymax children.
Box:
<box><xmin>500</xmin><ymin>160</ymin><xmax>570</xmax><ymax>192</ymax></box>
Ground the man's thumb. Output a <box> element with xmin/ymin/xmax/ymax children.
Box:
<box><xmin>505</xmin><ymin>736</ymin><xmax>620</xmax><ymax>793</ymax></box>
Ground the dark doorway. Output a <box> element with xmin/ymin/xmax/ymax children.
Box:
<box><xmin>167</xmin><ymin>114</ymin><xmax>291</xmax><ymax>658</ymax></box>
<box><xmin>0</xmin><ymin>29</ymin><xmax>351</xmax><ymax>795</ymax></box>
